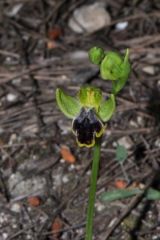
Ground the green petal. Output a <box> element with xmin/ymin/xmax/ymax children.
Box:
<box><xmin>56</xmin><ymin>88</ymin><xmax>81</xmax><ymax>119</ymax></box>
<box><xmin>98</xmin><ymin>94</ymin><xmax>116</xmax><ymax>122</ymax></box>
<box><xmin>78</xmin><ymin>86</ymin><xmax>102</xmax><ymax>111</ymax></box>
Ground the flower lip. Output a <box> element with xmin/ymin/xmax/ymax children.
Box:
<box><xmin>72</xmin><ymin>107</ymin><xmax>104</xmax><ymax>147</ymax></box>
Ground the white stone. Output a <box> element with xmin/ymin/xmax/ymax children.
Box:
<box><xmin>117</xmin><ymin>136</ymin><xmax>133</xmax><ymax>150</ymax></box>
<box><xmin>62</xmin><ymin>175</ymin><xmax>69</xmax><ymax>183</ymax></box>
<box><xmin>11</xmin><ymin>203</ymin><xmax>21</xmax><ymax>213</ymax></box>
<box><xmin>69</xmin><ymin>50</ymin><xmax>88</xmax><ymax>60</ymax></box>
<box><xmin>116</xmin><ymin>22</ymin><xmax>128</xmax><ymax>30</ymax></box>
<box><xmin>5</xmin><ymin>4</ymin><xmax>23</xmax><ymax>17</ymax></box>
<box><xmin>129</xmin><ymin>120</ymin><xmax>138</xmax><ymax>128</ymax></box>
<box><xmin>142</xmin><ymin>66</ymin><xmax>155</xmax><ymax>75</ymax></box>
<box><xmin>68</xmin><ymin>3</ymin><xmax>111</xmax><ymax>33</ymax></box>
<box><xmin>6</xmin><ymin>93</ymin><xmax>17</xmax><ymax>102</ymax></box>
<box><xmin>2</xmin><ymin>233</ymin><xmax>8</xmax><ymax>239</ymax></box>
<box><xmin>86</xmin><ymin>170</ymin><xmax>91</xmax><ymax>176</ymax></box>
<box><xmin>152</xmin><ymin>236</ymin><xmax>159</xmax><ymax>240</ymax></box>
<box><xmin>154</xmin><ymin>138</ymin><xmax>160</xmax><ymax>147</ymax></box>
<box><xmin>157</xmin><ymin>80</ymin><xmax>160</xmax><ymax>87</ymax></box>
<box><xmin>137</xmin><ymin>116</ymin><xmax>144</xmax><ymax>127</ymax></box>
<box><xmin>60</xmin><ymin>158</ymin><xmax>65</xmax><ymax>163</ymax></box>
<box><xmin>26</xmin><ymin>235</ymin><xmax>32</xmax><ymax>240</ymax></box>
<box><xmin>12</xmin><ymin>224</ymin><xmax>18</xmax><ymax>229</ymax></box>
<box><xmin>9</xmin><ymin>133</ymin><xmax>17</xmax><ymax>145</ymax></box>
<box><xmin>68</xmin><ymin>164</ymin><xmax>75</xmax><ymax>171</ymax></box>
<box><xmin>95</xmin><ymin>202</ymin><xmax>105</xmax><ymax>212</ymax></box>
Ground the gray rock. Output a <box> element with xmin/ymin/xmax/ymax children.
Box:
<box><xmin>68</xmin><ymin>3</ymin><xmax>111</xmax><ymax>33</ymax></box>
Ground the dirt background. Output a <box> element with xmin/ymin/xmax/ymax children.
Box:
<box><xmin>0</xmin><ymin>0</ymin><xmax>160</xmax><ymax>240</ymax></box>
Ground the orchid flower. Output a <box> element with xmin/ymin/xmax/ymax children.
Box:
<box><xmin>56</xmin><ymin>86</ymin><xmax>115</xmax><ymax>147</ymax></box>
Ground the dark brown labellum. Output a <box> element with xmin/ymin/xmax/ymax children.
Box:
<box><xmin>72</xmin><ymin>108</ymin><xmax>104</xmax><ymax>147</ymax></box>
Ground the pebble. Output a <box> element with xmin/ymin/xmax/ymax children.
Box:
<box><xmin>68</xmin><ymin>164</ymin><xmax>75</xmax><ymax>171</ymax></box>
<box><xmin>154</xmin><ymin>138</ymin><xmax>160</xmax><ymax>148</ymax></box>
<box><xmin>9</xmin><ymin>133</ymin><xmax>17</xmax><ymax>145</ymax></box>
<box><xmin>2</xmin><ymin>233</ymin><xmax>8</xmax><ymax>240</ymax></box>
<box><xmin>129</xmin><ymin>120</ymin><xmax>138</xmax><ymax>128</ymax></box>
<box><xmin>5</xmin><ymin>3</ymin><xmax>23</xmax><ymax>17</ymax></box>
<box><xmin>137</xmin><ymin>116</ymin><xmax>144</xmax><ymax>127</ymax></box>
<box><xmin>68</xmin><ymin>50</ymin><xmax>88</xmax><ymax>60</ymax></box>
<box><xmin>117</xmin><ymin>136</ymin><xmax>133</xmax><ymax>150</ymax></box>
<box><xmin>6</xmin><ymin>93</ymin><xmax>17</xmax><ymax>102</ymax></box>
<box><xmin>62</xmin><ymin>175</ymin><xmax>69</xmax><ymax>184</ymax></box>
<box><xmin>10</xmin><ymin>203</ymin><xmax>21</xmax><ymax>213</ymax></box>
<box><xmin>95</xmin><ymin>202</ymin><xmax>105</xmax><ymax>212</ymax></box>
<box><xmin>68</xmin><ymin>3</ymin><xmax>111</xmax><ymax>33</ymax></box>
<box><xmin>142</xmin><ymin>66</ymin><xmax>155</xmax><ymax>75</ymax></box>
<box><xmin>115</xmin><ymin>22</ymin><xmax>128</xmax><ymax>30</ymax></box>
<box><xmin>152</xmin><ymin>236</ymin><xmax>159</xmax><ymax>240</ymax></box>
<box><xmin>157</xmin><ymin>80</ymin><xmax>160</xmax><ymax>88</ymax></box>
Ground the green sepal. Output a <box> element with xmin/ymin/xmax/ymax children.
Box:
<box><xmin>88</xmin><ymin>46</ymin><xmax>105</xmax><ymax>65</ymax></box>
<box><xmin>98</xmin><ymin>94</ymin><xmax>116</xmax><ymax>122</ymax></box>
<box><xmin>56</xmin><ymin>88</ymin><xmax>81</xmax><ymax>119</ymax></box>
<box><xmin>78</xmin><ymin>86</ymin><xmax>102</xmax><ymax>111</ymax></box>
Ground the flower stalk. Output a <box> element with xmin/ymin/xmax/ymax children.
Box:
<box><xmin>85</xmin><ymin>138</ymin><xmax>101</xmax><ymax>240</ymax></box>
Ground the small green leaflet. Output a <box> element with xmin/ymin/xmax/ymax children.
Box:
<box><xmin>100</xmin><ymin>188</ymin><xmax>160</xmax><ymax>202</ymax></box>
<box><xmin>115</xmin><ymin>144</ymin><xmax>128</xmax><ymax>163</ymax></box>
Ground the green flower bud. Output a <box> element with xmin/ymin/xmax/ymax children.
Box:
<box><xmin>88</xmin><ymin>47</ymin><xmax>105</xmax><ymax>65</ymax></box>
<box><xmin>100</xmin><ymin>52</ymin><xmax>123</xmax><ymax>81</ymax></box>
<box><xmin>100</xmin><ymin>49</ymin><xmax>131</xmax><ymax>94</ymax></box>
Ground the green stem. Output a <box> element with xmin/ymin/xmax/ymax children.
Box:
<box><xmin>85</xmin><ymin>139</ymin><xmax>101</xmax><ymax>240</ymax></box>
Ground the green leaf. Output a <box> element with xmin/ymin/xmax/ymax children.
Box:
<box><xmin>56</xmin><ymin>88</ymin><xmax>81</xmax><ymax>119</ymax></box>
<box><xmin>146</xmin><ymin>188</ymin><xmax>160</xmax><ymax>200</ymax></box>
<box><xmin>98</xmin><ymin>94</ymin><xmax>116</xmax><ymax>122</ymax></box>
<box><xmin>100</xmin><ymin>188</ymin><xmax>160</xmax><ymax>202</ymax></box>
<box><xmin>115</xmin><ymin>144</ymin><xmax>128</xmax><ymax>163</ymax></box>
<box><xmin>88</xmin><ymin>47</ymin><xmax>105</xmax><ymax>65</ymax></box>
<box><xmin>100</xmin><ymin>188</ymin><xmax>141</xmax><ymax>202</ymax></box>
